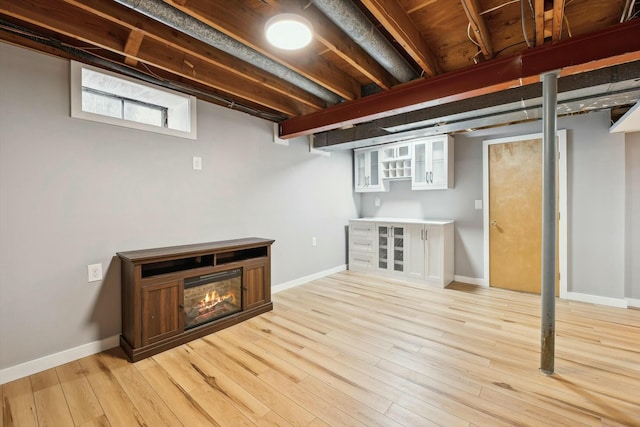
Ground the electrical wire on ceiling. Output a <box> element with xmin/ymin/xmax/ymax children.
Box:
<box><xmin>479</xmin><ymin>0</ymin><xmax>519</xmax><ymax>16</ymax></box>
<box><xmin>465</xmin><ymin>0</ymin><xmax>534</xmax><ymax>62</ymax></box>
<box><xmin>0</xmin><ymin>20</ymin><xmax>288</xmax><ymax>122</ymax></box>
<box><xmin>564</xmin><ymin>15</ymin><xmax>573</xmax><ymax>38</ymax></box>
<box><xmin>527</xmin><ymin>0</ymin><xmax>535</xmax><ymax>45</ymax></box>
<box><xmin>521</xmin><ymin>0</ymin><xmax>531</xmax><ymax>48</ymax></box>
<box><xmin>621</xmin><ymin>0</ymin><xmax>638</xmax><ymax>21</ymax></box>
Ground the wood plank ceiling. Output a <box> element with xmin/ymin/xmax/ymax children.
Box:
<box><xmin>1</xmin><ymin>0</ymin><xmax>638</xmax><ymax>143</ymax></box>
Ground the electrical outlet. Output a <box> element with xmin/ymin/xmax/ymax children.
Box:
<box><xmin>311</xmin><ymin>237</ymin><xmax>317</xmax><ymax>247</ymax></box>
<box><xmin>88</xmin><ymin>263</ymin><xmax>103</xmax><ymax>282</ymax></box>
<box><xmin>375</xmin><ymin>197</ymin><xmax>381</xmax><ymax>207</ymax></box>
<box><xmin>192</xmin><ymin>156</ymin><xmax>202</xmax><ymax>170</ymax></box>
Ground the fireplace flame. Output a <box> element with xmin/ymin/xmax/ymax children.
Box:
<box><xmin>200</xmin><ymin>290</ymin><xmax>235</xmax><ymax>308</ymax></box>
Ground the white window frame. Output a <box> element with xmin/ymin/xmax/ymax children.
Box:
<box><xmin>70</xmin><ymin>61</ymin><xmax>197</xmax><ymax>140</ymax></box>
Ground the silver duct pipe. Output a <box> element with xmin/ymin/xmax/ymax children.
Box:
<box><xmin>310</xmin><ymin>0</ymin><xmax>417</xmax><ymax>82</ymax></box>
<box><xmin>113</xmin><ymin>0</ymin><xmax>341</xmax><ymax>105</ymax></box>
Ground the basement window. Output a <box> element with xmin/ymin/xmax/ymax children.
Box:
<box><xmin>70</xmin><ymin>61</ymin><xmax>196</xmax><ymax>139</ymax></box>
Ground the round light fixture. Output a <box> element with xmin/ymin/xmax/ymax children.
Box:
<box><xmin>265</xmin><ymin>13</ymin><xmax>313</xmax><ymax>50</ymax></box>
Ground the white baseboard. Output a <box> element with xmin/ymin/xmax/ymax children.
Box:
<box><xmin>453</xmin><ymin>275</ymin><xmax>487</xmax><ymax>287</ymax></box>
<box><xmin>626</xmin><ymin>298</ymin><xmax>640</xmax><ymax>308</ymax></box>
<box><xmin>0</xmin><ymin>335</ymin><xmax>120</xmax><ymax>385</ymax></box>
<box><xmin>0</xmin><ymin>266</ymin><xmax>347</xmax><ymax>385</ymax></box>
<box><xmin>564</xmin><ymin>292</ymin><xmax>628</xmax><ymax>308</ymax></box>
<box><xmin>273</xmin><ymin>264</ymin><xmax>346</xmax><ymax>294</ymax></box>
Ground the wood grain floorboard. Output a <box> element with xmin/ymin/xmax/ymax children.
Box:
<box><xmin>2</xmin><ymin>271</ymin><xmax>639</xmax><ymax>426</ymax></box>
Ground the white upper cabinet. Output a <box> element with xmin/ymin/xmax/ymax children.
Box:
<box><xmin>411</xmin><ymin>135</ymin><xmax>454</xmax><ymax>190</ymax></box>
<box><xmin>353</xmin><ymin>135</ymin><xmax>453</xmax><ymax>193</ymax></box>
<box><xmin>380</xmin><ymin>142</ymin><xmax>412</xmax><ymax>180</ymax></box>
<box><xmin>354</xmin><ymin>147</ymin><xmax>387</xmax><ymax>192</ymax></box>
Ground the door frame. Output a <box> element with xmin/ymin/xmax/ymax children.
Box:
<box><xmin>482</xmin><ymin>130</ymin><xmax>567</xmax><ymax>297</ymax></box>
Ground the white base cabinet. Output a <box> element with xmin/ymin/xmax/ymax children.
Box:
<box><xmin>348</xmin><ymin>218</ymin><xmax>454</xmax><ymax>288</ymax></box>
<box><xmin>348</xmin><ymin>221</ymin><xmax>376</xmax><ymax>270</ymax></box>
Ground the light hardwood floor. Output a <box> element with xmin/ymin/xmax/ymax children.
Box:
<box><xmin>2</xmin><ymin>271</ymin><xmax>640</xmax><ymax>426</ymax></box>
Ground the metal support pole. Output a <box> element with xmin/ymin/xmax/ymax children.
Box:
<box><xmin>540</xmin><ymin>71</ymin><xmax>559</xmax><ymax>375</ymax></box>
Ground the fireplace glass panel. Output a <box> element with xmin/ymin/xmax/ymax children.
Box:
<box><xmin>183</xmin><ymin>268</ymin><xmax>242</xmax><ymax>329</ymax></box>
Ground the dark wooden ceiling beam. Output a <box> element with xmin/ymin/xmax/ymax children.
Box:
<box><xmin>0</xmin><ymin>0</ymin><xmax>309</xmax><ymax>116</ymax></box>
<box><xmin>460</xmin><ymin>0</ymin><xmax>493</xmax><ymax>59</ymax></box>
<box><xmin>279</xmin><ymin>19</ymin><xmax>640</xmax><ymax>138</ymax></box>
<box><xmin>163</xmin><ymin>0</ymin><xmax>361</xmax><ymax>101</ymax></box>
<box><xmin>359</xmin><ymin>0</ymin><xmax>441</xmax><ymax>76</ymax></box>
<box><xmin>63</xmin><ymin>0</ymin><xmax>326</xmax><ymax>112</ymax></box>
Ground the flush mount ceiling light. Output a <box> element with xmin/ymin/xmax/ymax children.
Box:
<box><xmin>265</xmin><ymin>13</ymin><xmax>313</xmax><ymax>50</ymax></box>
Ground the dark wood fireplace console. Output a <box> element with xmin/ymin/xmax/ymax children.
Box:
<box><xmin>117</xmin><ymin>237</ymin><xmax>274</xmax><ymax>362</ymax></box>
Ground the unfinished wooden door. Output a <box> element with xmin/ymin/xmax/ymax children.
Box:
<box><xmin>489</xmin><ymin>138</ymin><xmax>545</xmax><ymax>293</ymax></box>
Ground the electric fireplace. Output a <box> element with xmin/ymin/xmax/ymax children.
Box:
<box><xmin>183</xmin><ymin>268</ymin><xmax>242</xmax><ymax>329</ymax></box>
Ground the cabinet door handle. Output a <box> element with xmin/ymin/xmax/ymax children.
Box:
<box><xmin>425</xmin><ymin>230</ymin><xmax>428</xmax><ymax>240</ymax></box>
<box><xmin>421</xmin><ymin>229</ymin><xmax>424</xmax><ymax>240</ymax></box>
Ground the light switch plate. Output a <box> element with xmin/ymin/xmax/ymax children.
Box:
<box><xmin>475</xmin><ymin>199</ymin><xmax>483</xmax><ymax>210</ymax></box>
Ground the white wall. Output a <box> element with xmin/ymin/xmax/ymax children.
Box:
<box><xmin>0</xmin><ymin>42</ymin><xmax>358</xmax><ymax>372</ymax></box>
<box><xmin>626</xmin><ymin>131</ymin><xmax>640</xmax><ymax>300</ymax></box>
<box><xmin>360</xmin><ymin>112</ymin><xmax>629</xmax><ymax>301</ymax></box>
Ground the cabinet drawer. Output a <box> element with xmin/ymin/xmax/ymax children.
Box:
<box><xmin>350</xmin><ymin>222</ymin><xmax>375</xmax><ymax>237</ymax></box>
<box><xmin>349</xmin><ymin>252</ymin><xmax>375</xmax><ymax>270</ymax></box>
<box><xmin>350</xmin><ymin>237</ymin><xmax>374</xmax><ymax>253</ymax></box>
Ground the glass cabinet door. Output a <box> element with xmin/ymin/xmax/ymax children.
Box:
<box><xmin>413</xmin><ymin>141</ymin><xmax>427</xmax><ymax>186</ymax></box>
<box><xmin>356</xmin><ymin>151</ymin><xmax>366</xmax><ymax>188</ymax></box>
<box><xmin>393</xmin><ymin>226</ymin><xmax>404</xmax><ymax>272</ymax></box>
<box><xmin>397</xmin><ymin>145</ymin><xmax>410</xmax><ymax>157</ymax></box>
<box><xmin>370</xmin><ymin>150</ymin><xmax>379</xmax><ymax>186</ymax></box>
<box><xmin>378</xmin><ymin>225</ymin><xmax>388</xmax><ymax>269</ymax></box>
<box><xmin>430</xmin><ymin>139</ymin><xmax>445</xmax><ymax>187</ymax></box>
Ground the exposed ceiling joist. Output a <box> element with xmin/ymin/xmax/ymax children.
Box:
<box><xmin>460</xmin><ymin>0</ymin><xmax>493</xmax><ymax>59</ymax></box>
<box><xmin>279</xmin><ymin>19</ymin><xmax>640</xmax><ymax>138</ymax></box>
<box><xmin>552</xmin><ymin>0</ymin><xmax>566</xmax><ymax>41</ymax></box>
<box><xmin>4</xmin><ymin>0</ymin><xmax>323</xmax><ymax>116</ymax></box>
<box><xmin>359</xmin><ymin>0</ymin><xmax>441</xmax><ymax>76</ymax></box>
<box><xmin>0</xmin><ymin>0</ymin><xmax>632</xmax><ymax>135</ymax></box>
<box><xmin>162</xmin><ymin>0</ymin><xmax>360</xmax><ymax>101</ymax></box>
<box><xmin>534</xmin><ymin>0</ymin><xmax>545</xmax><ymax>46</ymax></box>
<box><xmin>270</xmin><ymin>0</ymin><xmax>399</xmax><ymax>90</ymax></box>
<box><xmin>123</xmin><ymin>28</ymin><xmax>144</xmax><ymax>66</ymax></box>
